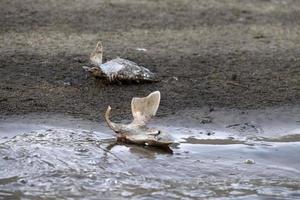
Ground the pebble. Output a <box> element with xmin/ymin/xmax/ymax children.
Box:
<box><xmin>244</xmin><ymin>159</ymin><xmax>255</xmax><ymax>164</ymax></box>
<box><xmin>121</xmin><ymin>191</ymin><xmax>133</xmax><ymax>197</ymax></box>
<box><xmin>20</xmin><ymin>179</ymin><xmax>27</xmax><ymax>184</ymax></box>
<box><xmin>135</xmin><ymin>48</ymin><xmax>147</xmax><ymax>52</ymax></box>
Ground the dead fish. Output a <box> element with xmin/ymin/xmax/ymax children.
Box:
<box><xmin>83</xmin><ymin>41</ymin><xmax>159</xmax><ymax>83</ymax></box>
<box><xmin>105</xmin><ymin>91</ymin><xmax>173</xmax><ymax>147</ymax></box>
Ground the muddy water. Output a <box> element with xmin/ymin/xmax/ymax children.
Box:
<box><xmin>0</xmin><ymin>107</ymin><xmax>299</xmax><ymax>199</ymax></box>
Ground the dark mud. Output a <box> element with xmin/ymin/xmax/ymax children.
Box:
<box><xmin>0</xmin><ymin>0</ymin><xmax>300</xmax><ymax>121</ymax></box>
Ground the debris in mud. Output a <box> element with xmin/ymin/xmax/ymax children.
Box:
<box><xmin>200</xmin><ymin>116</ymin><xmax>213</xmax><ymax>124</ymax></box>
<box><xmin>226</xmin><ymin>122</ymin><xmax>261</xmax><ymax>134</ymax></box>
<box><xmin>105</xmin><ymin>91</ymin><xmax>173</xmax><ymax>147</ymax></box>
<box><xmin>253</xmin><ymin>33</ymin><xmax>265</xmax><ymax>39</ymax></box>
<box><xmin>19</xmin><ymin>179</ymin><xmax>27</xmax><ymax>184</ymax></box>
<box><xmin>226</xmin><ymin>123</ymin><xmax>241</xmax><ymax>128</ymax></box>
<box><xmin>0</xmin><ymin>98</ymin><xmax>8</xmax><ymax>102</ymax></box>
<box><xmin>82</xmin><ymin>41</ymin><xmax>159</xmax><ymax>83</ymax></box>
<box><xmin>75</xmin><ymin>147</ymin><xmax>89</xmax><ymax>153</ymax></box>
<box><xmin>2</xmin><ymin>156</ymin><xmax>9</xmax><ymax>160</ymax></box>
<box><xmin>162</xmin><ymin>76</ymin><xmax>178</xmax><ymax>83</ymax></box>
<box><xmin>135</xmin><ymin>48</ymin><xmax>147</xmax><ymax>52</ymax></box>
<box><xmin>206</xmin><ymin>131</ymin><xmax>215</xmax><ymax>136</ymax></box>
<box><xmin>37</xmin><ymin>133</ymin><xmax>45</xmax><ymax>137</ymax></box>
<box><xmin>73</xmin><ymin>56</ymin><xmax>86</xmax><ymax>63</ymax></box>
<box><xmin>196</xmin><ymin>130</ymin><xmax>215</xmax><ymax>136</ymax></box>
<box><xmin>226</xmin><ymin>81</ymin><xmax>248</xmax><ymax>89</ymax></box>
<box><xmin>231</xmin><ymin>74</ymin><xmax>237</xmax><ymax>81</ymax></box>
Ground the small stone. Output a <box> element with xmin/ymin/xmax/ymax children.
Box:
<box><xmin>244</xmin><ymin>159</ymin><xmax>255</xmax><ymax>164</ymax></box>
<box><xmin>76</xmin><ymin>148</ymin><xmax>89</xmax><ymax>153</ymax></box>
<box><xmin>253</xmin><ymin>33</ymin><xmax>265</xmax><ymax>39</ymax></box>
<box><xmin>206</xmin><ymin>131</ymin><xmax>215</xmax><ymax>136</ymax></box>
<box><xmin>37</xmin><ymin>133</ymin><xmax>45</xmax><ymax>137</ymax></box>
<box><xmin>136</xmin><ymin>48</ymin><xmax>147</xmax><ymax>52</ymax></box>
<box><xmin>200</xmin><ymin>117</ymin><xmax>212</xmax><ymax>124</ymax></box>
<box><xmin>74</xmin><ymin>57</ymin><xmax>85</xmax><ymax>63</ymax></box>
<box><xmin>63</xmin><ymin>82</ymin><xmax>71</xmax><ymax>86</ymax></box>
<box><xmin>88</xmin><ymin>160</ymin><xmax>97</xmax><ymax>165</ymax></box>
<box><xmin>172</xmin><ymin>76</ymin><xmax>178</xmax><ymax>81</ymax></box>
<box><xmin>20</xmin><ymin>179</ymin><xmax>27</xmax><ymax>184</ymax></box>
<box><xmin>121</xmin><ymin>191</ymin><xmax>133</xmax><ymax>197</ymax></box>
<box><xmin>231</xmin><ymin>74</ymin><xmax>237</xmax><ymax>81</ymax></box>
<box><xmin>87</xmin><ymin>174</ymin><xmax>97</xmax><ymax>180</ymax></box>
<box><xmin>2</xmin><ymin>156</ymin><xmax>9</xmax><ymax>160</ymax></box>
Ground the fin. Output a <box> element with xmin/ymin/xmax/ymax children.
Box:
<box><xmin>131</xmin><ymin>91</ymin><xmax>161</xmax><ymax>126</ymax></box>
<box><xmin>90</xmin><ymin>41</ymin><xmax>103</xmax><ymax>66</ymax></box>
<box><xmin>105</xmin><ymin>106</ymin><xmax>121</xmax><ymax>133</ymax></box>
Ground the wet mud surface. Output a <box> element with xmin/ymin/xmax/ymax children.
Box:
<box><xmin>0</xmin><ymin>0</ymin><xmax>300</xmax><ymax>120</ymax></box>
<box><xmin>0</xmin><ymin>107</ymin><xmax>299</xmax><ymax>199</ymax></box>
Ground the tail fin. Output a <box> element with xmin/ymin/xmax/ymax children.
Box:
<box><xmin>104</xmin><ymin>106</ymin><xmax>120</xmax><ymax>133</ymax></box>
<box><xmin>131</xmin><ymin>91</ymin><xmax>161</xmax><ymax>126</ymax></box>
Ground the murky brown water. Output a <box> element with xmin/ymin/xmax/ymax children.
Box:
<box><xmin>0</xmin><ymin>107</ymin><xmax>299</xmax><ymax>199</ymax></box>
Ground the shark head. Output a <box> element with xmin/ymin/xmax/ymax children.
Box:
<box><xmin>105</xmin><ymin>91</ymin><xmax>173</xmax><ymax>147</ymax></box>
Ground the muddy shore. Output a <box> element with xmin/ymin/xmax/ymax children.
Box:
<box><xmin>1</xmin><ymin>0</ymin><xmax>300</xmax><ymax>121</ymax></box>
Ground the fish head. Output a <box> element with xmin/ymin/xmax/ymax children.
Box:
<box><xmin>83</xmin><ymin>66</ymin><xmax>105</xmax><ymax>78</ymax></box>
<box><xmin>144</xmin><ymin>128</ymin><xmax>174</xmax><ymax>146</ymax></box>
<box><xmin>119</xmin><ymin>126</ymin><xmax>173</xmax><ymax>147</ymax></box>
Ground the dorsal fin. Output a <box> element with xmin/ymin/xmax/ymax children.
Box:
<box><xmin>90</xmin><ymin>41</ymin><xmax>103</xmax><ymax>66</ymax></box>
<box><xmin>131</xmin><ymin>91</ymin><xmax>161</xmax><ymax>126</ymax></box>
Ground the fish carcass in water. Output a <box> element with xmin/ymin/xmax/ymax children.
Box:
<box><xmin>105</xmin><ymin>91</ymin><xmax>173</xmax><ymax>147</ymax></box>
<box><xmin>83</xmin><ymin>41</ymin><xmax>159</xmax><ymax>83</ymax></box>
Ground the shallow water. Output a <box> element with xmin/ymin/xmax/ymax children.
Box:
<box><xmin>0</xmin><ymin>107</ymin><xmax>299</xmax><ymax>199</ymax></box>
